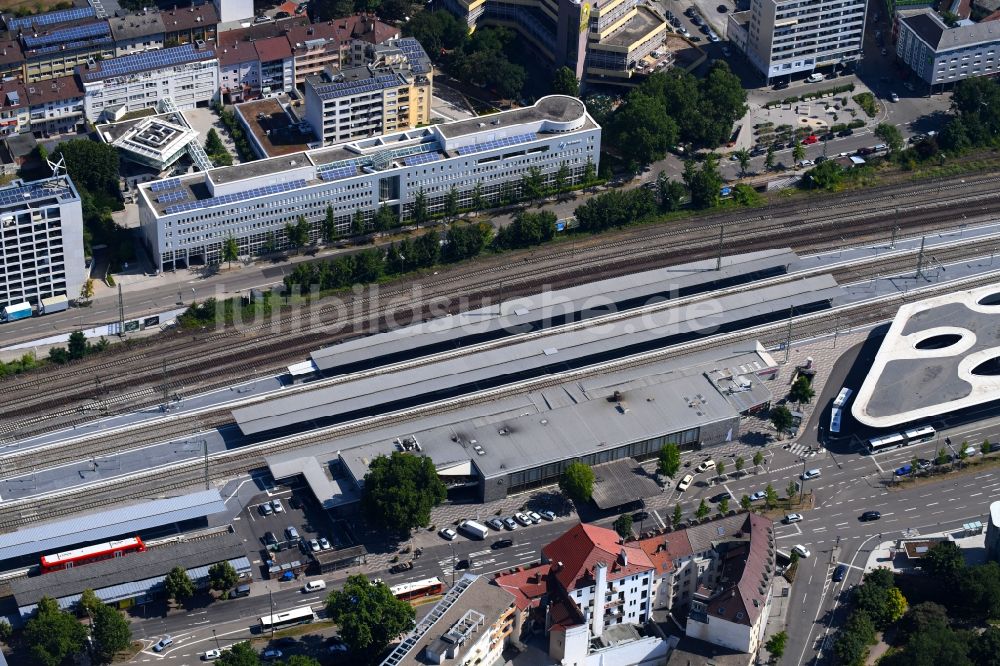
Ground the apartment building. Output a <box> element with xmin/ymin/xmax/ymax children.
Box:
<box><xmin>0</xmin><ymin>175</ymin><xmax>85</xmax><ymax>312</ymax></box>
<box><xmin>137</xmin><ymin>95</ymin><xmax>600</xmax><ymax>271</ymax></box>
<box><xmin>0</xmin><ymin>36</ymin><xmax>24</xmax><ymax>81</ymax></box>
<box><xmin>4</xmin><ymin>8</ymin><xmax>116</xmax><ymax>83</ymax></box>
<box><xmin>79</xmin><ymin>43</ymin><xmax>219</xmax><ymax>122</ymax></box>
<box><xmin>108</xmin><ymin>11</ymin><xmax>166</xmax><ymax>56</ymax></box>
<box><xmin>727</xmin><ymin>0</ymin><xmax>868</xmax><ymax>81</ymax></box>
<box><xmin>0</xmin><ymin>82</ymin><xmax>28</xmax><ymax>136</ymax></box>
<box><xmin>442</xmin><ymin>0</ymin><xmax>665</xmax><ymax>84</ymax></box>
<box><xmin>896</xmin><ymin>9</ymin><xmax>1000</xmax><ymax>86</ymax></box>
<box><xmin>303</xmin><ymin>38</ymin><xmax>431</xmax><ymax>145</ymax></box>
<box><xmin>25</xmin><ymin>75</ymin><xmax>85</xmax><ymax>135</ymax></box>
<box><xmin>161</xmin><ymin>3</ymin><xmax>218</xmax><ymax>48</ymax></box>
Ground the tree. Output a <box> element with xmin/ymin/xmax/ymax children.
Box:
<box><xmin>770</xmin><ymin>405</ymin><xmax>793</xmax><ymax>438</ymax></box>
<box><xmin>53</xmin><ymin>140</ymin><xmax>121</xmax><ymax>201</ymax></box>
<box><xmin>765</xmin><ymin>144</ymin><xmax>776</xmax><ymax>171</ymax></box>
<box><xmin>792</xmin><ymin>140</ymin><xmax>805</xmax><ymax>163</ymax></box>
<box><xmin>323</xmin><ymin>204</ymin><xmax>337</xmax><ymax>243</ymax></box>
<box><xmin>887</xmin><ymin>587</ymin><xmax>909</xmax><ymax>622</ymax></box>
<box><xmin>875</xmin><ymin>122</ymin><xmax>905</xmax><ymax>154</ymax></box>
<box><xmin>734</xmin><ymin>456</ymin><xmax>745</xmax><ymax>476</ymax></box>
<box><xmin>786</xmin><ymin>479</ymin><xmax>799</xmax><ymax>500</ymax></box>
<box><xmin>959</xmin><ymin>444</ymin><xmax>970</xmax><ymax>466</ymax></box>
<box><xmin>164</xmin><ymin>566</ymin><xmax>194</xmax><ymax>603</ymax></box>
<box><xmin>374</xmin><ymin>203</ymin><xmax>396</xmax><ymax>232</ymax></box>
<box><xmin>560</xmin><ymin>462</ymin><xmax>595</xmax><ymax>504</ymax></box>
<box><xmin>552</xmin><ymin>66</ymin><xmax>579</xmax><ymax>96</ymax></box>
<box><xmin>471</xmin><ymin>182</ymin><xmax>485</xmax><ymax>211</ymax></box>
<box><xmin>361</xmin><ymin>452</ymin><xmax>447</xmax><ymax>534</ymax></box>
<box><xmin>520</xmin><ymin>166</ymin><xmax>546</xmax><ymax>202</ymax></box>
<box><xmin>834</xmin><ymin>610</ymin><xmax>876</xmax><ymax>666</ymax></box>
<box><xmin>494</xmin><ymin>210</ymin><xmax>556</xmax><ymax>249</ymax></box>
<box><xmin>673</xmin><ymin>504</ymin><xmax>683</xmax><ymax>526</ymax></box>
<box><xmin>378</xmin><ymin>0</ymin><xmax>410</xmax><ymax>22</ymax></box>
<box><xmin>48</xmin><ymin>347</ymin><xmax>70</xmax><ymax>364</ymax></box>
<box><xmin>658</xmin><ymin>443</ymin><xmax>681</xmax><ymax>478</ymax></box>
<box><xmin>412</xmin><ymin>188</ymin><xmax>428</xmax><ymax>226</ymax></box>
<box><xmin>68</xmin><ymin>330</ymin><xmax>87</xmax><ymax>360</ymax></box>
<box><xmin>402</xmin><ymin>10</ymin><xmax>468</xmax><ymax>56</ymax></box>
<box><xmin>753</xmin><ymin>450</ymin><xmax>765</xmax><ymax>473</ymax></box>
<box><xmin>696</xmin><ymin>499</ymin><xmax>710</xmax><ymax>519</ymax></box>
<box><xmin>937</xmin><ymin>447</ymin><xmax>951</xmax><ymax>466</ymax></box>
<box><xmin>583</xmin><ymin>157</ymin><xmax>597</xmax><ymax>184</ymax></box>
<box><xmin>924</xmin><ymin>541</ymin><xmax>965</xmax><ymax>581</ymax></box>
<box><xmin>77</xmin><ymin>588</ymin><xmax>102</xmax><ymax>618</ymax></box>
<box><xmin>740</xmin><ymin>494</ymin><xmax>752</xmax><ymax>511</ymax></box>
<box><xmin>285</xmin><ymin>657</ymin><xmax>322</xmax><ymax>666</ymax></box>
<box><xmin>688</xmin><ymin>156</ymin><xmax>723</xmax><ymax>209</ymax></box>
<box><xmin>614</xmin><ymin>513</ymin><xmax>634</xmax><ymax>539</ymax></box>
<box><xmin>896</xmin><ymin>602</ymin><xmax>949</xmax><ymax>642</ymax></box>
<box><xmin>657</xmin><ymin>173</ymin><xmax>687</xmax><ymax>211</ymax></box>
<box><xmin>326</xmin><ymin>574</ymin><xmax>415</xmax><ymax>658</ymax></box>
<box><xmin>716</xmin><ymin>460</ymin><xmax>726</xmax><ymax>478</ymax></box>
<box><xmin>554</xmin><ymin>162</ymin><xmax>571</xmax><ymax>195</ymax></box>
<box><xmin>971</xmin><ymin>626</ymin><xmax>1000</xmax><ymax>666</ymax></box>
<box><xmin>92</xmin><ymin>602</ymin><xmax>132</xmax><ymax>663</ymax></box>
<box><xmin>79</xmin><ymin>278</ymin><xmax>95</xmax><ymax>304</ymax></box>
<box><xmin>719</xmin><ymin>497</ymin><xmax>729</xmax><ymax>514</ymax></box>
<box><xmin>209</xmin><ymin>561</ymin><xmax>238</xmax><ymax>592</ymax></box>
<box><xmin>222</xmin><ymin>234</ymin><xmax>239</xmax><ymax>268</ymax></box>
<box><xmin>789</xmin><ymin>376</ymin><xmax>815</xmax><ymax>404</ymax></box>
<box><xmin>613</xmin><ymin>90</ymin><xmax>679</xmax><ymax>166</ymax></box>
<box><xmin>764</xmin><ymin>483</ymin><xmax>778</xmax><ymax>509</ymax></box>
<box><xmin>285</xmin><ymin>215</ymin><xmax>310</xmax><ymax>253</ymax></box>
<box><xmin>807</xmin><ymin>160</ymin><xmax>844</xmax><ymax>190</ymax></box>
<box><xmin>23</xmin><ymin>597</ymin><xmax>88</xmax><ymax>666</ymax></box>
<box><xmin>765</xmin><ymin>630</ymin><xmax>788</xmax><ymax>658</ymax></box>
<box><xmin>444</xmin><ymin>186</ymin><xmax>459</xmax><ymax>220</ymax></box>
<box><xmin>735</xmin><ymin>148</ymin><xmax>751</xmax><ymax>177</ymax></box>
<box><xmin>215</xmin><ymin>641</ymin><xmax>261</xmax><ymax>666</ymax></box>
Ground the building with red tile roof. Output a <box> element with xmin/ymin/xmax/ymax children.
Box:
<box><xmin>542</xmin><ymin>522</ymin><xmax>654</xmax><ymax>592</ymax></box>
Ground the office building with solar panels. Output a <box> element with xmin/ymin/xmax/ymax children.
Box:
<box><xmin>0</xmin><ymin>175</ymin><xmax>85</xmax><ymax>313</ymax></box>
<box><xmin>79</xmin><ymin>43</ymin><xmax>219</xmax><ymax>122</ymax></box>
<box><xmin>138</xmin><ymin>95</ymin><xmax>599</xmax><ymax>271</ymax></box>
<box><xmin>304</xmin><ymin>37</ymin><xmax>432</xmax><ymax>145</ymax></box>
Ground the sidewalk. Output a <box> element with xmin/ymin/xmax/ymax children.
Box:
<box><xmin>758</xmin><ymin>578</ymin><xmax>793</xmax><ymax>664</ymax></box>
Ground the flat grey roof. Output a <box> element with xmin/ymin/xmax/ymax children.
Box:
<box><xmin>0</xmin><ymin>490</ymin><xmax>225</xmax><ymax>562</ymax></box>
<box><xmin>852</xmin><ymin>283</ymin><xmax>1000</xmax><ymax>428</ymax></box>
<box><xmin>236</xmin><ymin>274</ymin><xmax>836</xmax><ymax>436</ymax></box>
<box><xmin>602</xmin><ymin>6</ymin><xmax>664</xmax><ymax>47</ymax></box>
<box><xmin>208</xmin><ymin>152</ymin><xmax>312</xmax><ymax>185</ymax></box>
<box><xmin>108</xmin><ymin>12</ymin><xmax>165</xmax><ymax>40</ymax></box>
<box><xmin>590</xmin><ymin>458</ymin><xmax>663</xmax><ymax>509</ymax></box>
<box><xmin>267</xmin><ymin>342</ymin><xmax>778</xmax><ymax>491</ymax></box>
<box><xmin>436</xmin><ymin>95</ymin><xmax>588</xmax><ymax>139</ymax></box>
<box><xmin>310</xmin><ymin>248</ymin><xmax>796</xmax><ymax>373</ymax></box>
<box><xmin>11</xmin><ymin>531</ymin><xmax>245</xmax><ymax>607</ymax></box>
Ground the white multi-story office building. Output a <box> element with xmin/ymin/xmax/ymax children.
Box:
<box><xmin>0</xmin><ymin>175</ymin><xmax>85</xmax><ymax>312</ymax></box>
<box><xmin>728</xmin><ymin>0</ymin><xmax>868</xmax><ymax>80</ymax></box>
<box><xmin>896</xmin><ymin>9</ymin><xmax>1000</xmax><ymax>86</ymax></box>
<box><xmin>79</xmin><ymin>43</ymin><xmax>219</xmax><ymax>122</ymax></box>
<box><xmin>137</xmin><ymin>95</ymin><xmax>600</xmax><ymax>272</ymax></box>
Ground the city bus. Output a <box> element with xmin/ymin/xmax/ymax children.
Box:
<box><xmin>40</xmin><ymin>536</ymin><xmax>146</xmax><ymax>574</ymax></box>
<box><xmin>258</xmin><ymin>606</ymin><xmax>315</xmax><ymax>632</ymax></box>
<box><xmin>389</xmin><ymin>577</ymin><xmax>445</xmax><ymax>602</ymax></box>
<box><xmin>866</xmin><ymin>432</ymin><xmax>907</xmax><ymax>454</ymax></box>
<box><xmin>832</xmin><ymin>388</ymin><xmax>853</xmax><ymax>409</ymax></box>
<box><xmin>903</xmin><ymin>425</ymin><xmax>936</xmax><ymax>444</ymax></box>
<box><xmin>830</xmin><ymin>388</ymin><xmax>853</xmax><ymax>434</ymax></box>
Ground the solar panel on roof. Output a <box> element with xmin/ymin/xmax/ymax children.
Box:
<box><xmin>156</xmin><ymin>190</ymin><xmax>188</xmax><ymax>204</ymax></box>
<box><xmin>22</xmin><ymin>21</ymin><xmax>109</xmax><ymax>49</ymax></box>
<box><xmin>149</xmin><ymin>178</ymin><xmax>181</xmax><ymax>193</ymax></box>
<box><xmin>164</xmin><ymin>179</ymin><xmax>308</xmax><ymax>214</ymax></box>
<box><xmin>86</xmin><ymin>43</ymin><xmax>214</xmax><ymax>82</ymax></box>
<box><xmin>6</xmin><ymin>6</ymin><xmax>95</xmax><ymax>30</ymax></box>
<box><xmin>455</xmin><ymin>133</ymin><xmax>536</xmax><ymax>156</ymax></box>
<box><xmin>33</xmin><ymin>35</ymin><xmax>112</xmax><ymax>55</ymax></box>
<box><xmin>315</xmin><ymin>74</ymin><xmax>402</xmax><ymax>100</ymax></box>
<box><xmin>0</xmin><ymin>180</ymin><xmax>73</xmax><ymax>207</ymax></box>
<box><xmin>403</xmin><ymin>152</ymin><xmax>440</xmax><ymax>167</ymax></box>
<box><xmin>318</xmin><ymin>165</ymin><xmax>358</xmax><ymax>182</ymax></box>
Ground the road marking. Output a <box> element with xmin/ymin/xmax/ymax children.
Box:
<box><xmin>970</xmin><ymin>492</ymin><xmax>983</xmax><ymax>497</ymax></box>
<box><xmin>835</xmin><ymin>522</ymin><xmax>848</xmax><ymax>527</ymax></box>
<box><xmin>880</xmin><ymin>512</ymin><xmax>894</xmax><ymax>517</ymax></box>
<box><xmin>926</xmin><ymin>502</ymin><xmax>939</xmax><ymax>506</ymax></box>
<box><xmin>904</xmin><ymin>507</ymin><xmax>916</xmax><ymax>512</ymax></box>
<box><xmin>652</xmin><ymin>509</ymin><xmax>666</xmax><ymax>529</ymax></box>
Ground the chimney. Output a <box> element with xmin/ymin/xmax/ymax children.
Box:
<box><xmin>592</xmin><ymin>562</ymin><xmax>608</xmax><ymax>639</ymax></box>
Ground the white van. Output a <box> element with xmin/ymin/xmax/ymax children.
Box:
<box><xmin>806</xmin><ymin>73</ymin><xmax>824</xmax><ymax>83</ymax></box>
<box><xmin>303</xmin><ymin>580</ymin><xmax>326</xmax><ymax>592</ymax></box>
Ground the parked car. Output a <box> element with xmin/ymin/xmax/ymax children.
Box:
<box><xmin>677</xmin><ymin>474</ymin><xmax>695</xmax><ymax>491</ymax></box>
<box><xmin>696</xmin><ymin>459</ymin><xmax>716</xmax><ymax>474</ymax></box>
<box><xmin>917</xmin><ymin>458</ymin><xmax>933</xmax><ymax>470</ymax></box>
<box><xmin>514</xmin><ymin>513</ymin><xmax>533</xmax><ymax>527</ymax></box>
<box><xmin>860</xmin><ymin>511</ymin><xmax>881</xmax><ymax>521</ymax></box>
<box><xmin>890</xmin><ymin>92</ymin><xmax>899</xmax><ymax>102</ymax></box>
<box><xmin>801</xmin><ymin>468</ymin><xmax>822</xmax><ymax>480</ymax></box>
<box><xmin>540</xmin><ymin>510</ymin><xmax>556</xmax><ymax>521</ymax></box>
<box><xmin>806</xmin><ymin>72</ymin><xmax>824</xmax><ymax>83</ymax></box>
<box><xmin>203</xmin><ymin>649</ymin><xmax>222</xmax><ymax>660</ymax></box>
<box><xmin>318</xmin><ymin>537</ymin><xmax>331</xmax><ymax>550</ymax></box>
<box><xmin>309</xmin><ymin>538</ymin><xmax>321</xmax><ymax>552</ymax></box>
<box><xmin>286</xmin><ymin>526</ymin><xmax>300</xmax><ymax>541</ymax></box>
<box><xmin>327</xmin><ymin>637</ymin><xmax>348</xmax><ymax>653</ymax></box>
<box><xmin>856</xmin><ymin>147</ymin><xmax>875</xmax><ymax>156</ymax></box>
<box><xmin>263</xmin><ymin>531</ymin><xmax>278</xmax><ymax>546</ymax></box>
<box><xmin>783</xmin><ymin>513</ymin><xmax>803</xmax><ymax>524</ymax></box>
<box><xmin>527</xmin><ymin>511</ymin><xmax>542</xmax><ymax>524</ymax></box>
<box><xmin>963</xmin><ymin>446</ymin><xmax>978</xmax><ymax>457</ymax></box>
<box><xmin>749</xmin><ymin>490</ymin><xmax>766</xmax><ymax>502</ymax></box>
<box><xmin>262</xmin><ymin>649</ymin><xmax>283</xmax><ymax>660</ymax></box>
<box><xmin>271</xmin><ymin>498</ymin><xmax>284</xmax><ymax>513</ymax></box>
<box><xmin>153</xmin><ymin>637</ymin><xmax>173</xmax><ymax>653</ymax></box>
<box><xmin>389</xmin><ymin>561</ymin><xmax>413</xmax><ymax>574</ymax></box>
<box><xmin>798</xmin><ymin>159</ymin><xmax>814</xmax><ymax>167</ymax></box>
<box><xmin>259</xmin><ymin>502</ymin><xmax>273</xmax><ymax>516</ymax></box>
<box><xmin>803</xmin><ymin>134</ymin><xmax>818</xmax><ymax>145</ymax></box>
<box><xmin>873</xmin><ymin>143</ymin><xmax>887</xmax><ymax>151</ymax></box>
<box><xmin>832</xmin><ymin>564</ymin><xmax>848</xmax><ymax>582</ymax></box>
<box><xmin>454</xmin><ymin>559</ymin><xmax>470</xmax><ymax>570</ymax></box>
<box><xmin>486</xmin><ymin>518</ymin><xmax>505</xmax><ymax>530</ymax></box>
<box><xmin>503</xmin><ymin>517</ymin><xmax>518</xmax><ymax>530</ymax></box>
<box><xmin>792</xmin><ymin>544</ymin><xmax>811</xmax><ymax>558</ymax></box>
<box><xmin>894</xmin><ymin>464</ymin><xmax>912</xmax><ymax>476</ymax></box>
<box><xmin>837</xmin><ymin>128</ymin><xmax>854</xmax><ymax>137</ymax></box>
<box><xmin>633</xmin><ymin>510</ymin><xmax>650</xmax><ymax>521</ymax></box>
<box><xmin>492</xmin><ymin>538</ymin><xmax>514</xmax><ymax>549</ymax></box>
<box><xmin>710</xmin><ymin>491</ymin><xmax>734</xmax><ymax>503</ymax></box>
<box><xmin>821</xmin><ymin>132</ymin><xmax>836</xmax><ymax>141</ymax></box>
<box><xmin>439</xmin><ymin>528</ymin><xmax>458</xmax><ymax>541</ymax></box>
<box><xmin>772</xmin><ymin>79</ymin><xmax>789</xmax><ymax>90</ymax></box>
<box><xmin>815</xmin><ymin>155</ymin><xmax>828</xmax><ymax>164</ymax></box>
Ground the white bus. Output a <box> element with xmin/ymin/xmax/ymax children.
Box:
<box><xmin>830</xmin><ymin>388</ymin><xmax>853</xmax><ymax>434</ymax></box>
<box><xmin>833</xmin><ymin>388</ymin><xmax>853</xmax><ymax>409</ymax></box>
<box><xmin>258</xmin><ymin>606</ymin><xmax>315</xmax><ymax>631</ymax></box>
<box><xmin>903</xmin><ymin>425</ymin><xmax>936</xmax><ymax>444</ymax></box>
<box><xmin>866</xmin><ymin>432</ymin><xmax>906</xmax><ymax>454</ymax></box>
<box><xmin>830</xmin><ymin>408</ymin><xmax>843</xmax><ymax>434</ymax></box>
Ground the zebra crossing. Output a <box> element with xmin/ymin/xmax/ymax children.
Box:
<box><xmin>788</xmin><ymin>442</ymin><xmax>819</xmax><ymax>457</ymax></box>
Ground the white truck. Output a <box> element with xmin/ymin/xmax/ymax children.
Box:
<box><xmin>459</xmin><ymin>520</ymin><xmax>489</xmax><ymax>540</ymax></box>
<box><xmin>2</xmin><ymin>301</ymin><xmax>32</xmax><ymax>322</ymax></box>
<box><xmin>40</xmin><ymin>294</ymin><xmax>69</xmax><ymax>315</ymax></box>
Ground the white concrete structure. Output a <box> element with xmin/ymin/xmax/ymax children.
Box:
<box><xmin>896</xmin><ymin>9</ymin><xmax>1000</xmax><ymax>86</ymax></box>
<box><xmin>0</xmin><ymin>176</ymin><xmax>85</xmax><ymax>312</ymax></box>
<box><xmin>987</xmin><ymin>500</ymin><xmax>1000</xmax><ymax>564</ymax></box>
<box><xmin>137</xmin><ymin>95</ymin><xmax>600</xmax><ymax>271</ymax></box>
<box><xmin>79</xmin><ymin>43</ymin><xmax>219</xmax><ymax>122</ymax></box>
<box><xmin>106</xmin><ymin>117</ymin><xmax>199</xmax><ymax>170</ymax></box>
<box><xmin>213</xmin><ymin>0</ymin><xmax>255</xmax><ymax>25</ymax></box>
<box><xmin>727</xmin><ymin>0</ymin><xmax>868</xmax><ymax>80</ymax></box>
<box><xmin>852</xmin><ymin>283</ymin><xmax>1000</xmax><ymax>428</ymax></box>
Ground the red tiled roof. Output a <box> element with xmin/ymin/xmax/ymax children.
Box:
<box><xmin>984</xmin><ymin>8</ymin><xmax>1000</xmax><ymax>20</ymax></box>
<box><xmin>636</xmin><ymin>528</ymin><xmax>694</xmax><ymax>577</ymax></box>
<box><xmin>218</xmin><ymin>39</ymin><xmax>258</xmax><ymax>67</ymax></box>
<box><xmin>25</xmin><ymin>75</ymin><xmax>83</xmax><ymax>106</ymax></box>
<box><xmin>254</xmin><ymin>35</ymin><xmax>292</xmax><ymax>62</ymax></box>
<box><xmin>495</xmin><ymin>563</ymin><xmax>551</xmax><ymax>611</ymax></box>
<box><xmin>0</xmin><ymin>37</ymin><xmax>24</xmax><ymax>66</ymax></box>
<box><xmin>542</xmin><ymin>523</ymin><xmax>654</xmax><ymax>592</ymax></box>
<box><xmin>703</xmin><ymin>514</ymin><xmax>775</xmax><ymax>627</ymax></box>
<box><xmin>278</xmin><ymin>1</ymin><xmax>299</xmax><ymax>14</ymax></box>
<box><xmin>548</xmin><ymin>595</ymin><xmax>585</xmax><ymax>631</ymax></box>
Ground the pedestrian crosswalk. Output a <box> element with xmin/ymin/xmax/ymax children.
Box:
<box><xmin>789</xmin><ymin>443</ymin><xmax>819</xmax><ymax>457</ymax></box>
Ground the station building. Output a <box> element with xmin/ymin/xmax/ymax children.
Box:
<box><xmin>137</xmin><ymin>95</ymin><xmax>600</xmax><ymax>271</ymax></box>
<box><xmin>0</xmin><ymin>175</ymin><xmax>84</xmax><ymax>313</ymax></box>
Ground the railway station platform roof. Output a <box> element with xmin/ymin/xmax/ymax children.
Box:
<box><xmin>0</xmin><ymin>489</ymin><xmax>226</xmax><ymax>563</ymax></box>
<box><xmin>308</xmin><ymin>249</ymin><xmax>797</xmax><ymax>376</ymax></box>
<box><xmin>236</xmin><ymin>274</ymin><xmax>839</xmax><ymax>437</ymax></box>
<box><xmin>11</xmin><ymin>531</ymin><xmax>248</xmax><ymax>618</ymax></box>
<box><xmin>266</xmin><ymin>342</ymin><xmax>779</xmax><ymax>506</ymax></box>
<box><xmin>852</xmin><ymin>282</ymin><xmax>1000</xmax><ymax>428</ymax></box>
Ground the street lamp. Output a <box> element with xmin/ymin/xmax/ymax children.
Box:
<box><xmin>213</xmin><ymin>629</ymin><xmax>221</xmax><ymax>651</ymax></box>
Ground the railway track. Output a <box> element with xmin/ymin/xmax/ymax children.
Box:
<box><xmin>2</xmin><ymin>173</ymin><xmax>999</xmax><ymax>434</ymax></box>
<box><xmin>2</xmin><ymin>265</ymin><xmax>998</xmax><ymax>532</ymax></box>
